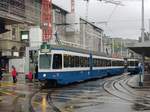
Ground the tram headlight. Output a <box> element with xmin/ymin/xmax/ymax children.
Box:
<box><xmin>43</xmin><ymin>74</ymin><xmax>47</xmax><ymax>77</ymax></box>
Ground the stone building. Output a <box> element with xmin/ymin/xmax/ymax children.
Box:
<box><xmin>0</xmin><ymin>0</ymin><xmax>40</xmax><ymax>69</ymax></box>
<box><xmin>103</xmin><ymin>36</ymin><xmax>139</xmax><ymax>58</ymax></box>
<box><xmin>0</xmin><ymin>1</ymin><xmax>104</xmax><ymax>70</ymax></box>
<box><xmin>51</xmin><ymin>5</ymin><xmax>104</xmax><ymax>53</ymax></box>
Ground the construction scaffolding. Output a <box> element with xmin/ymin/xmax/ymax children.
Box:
<box><xmin>41</xmin><ymin>0</ymin><xmax>52</xmax><ymax>42</ymax></box>
<box><xmin>0</xmin><ymin>0</ymin><xmax>41</xmax><ymax>25</ymax></box>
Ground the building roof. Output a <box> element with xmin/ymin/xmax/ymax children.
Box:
<box><xmin>52</xmin><ymin>4</ymin><xmax>69</xmax><ymax>14</ymax></box>
<box><xmin>128</xmin><ymin>41</ymin><xmax>150</xmax><ymax>57</ymax></box>
<box><xmin>80</xmin><ymin>18</ymin><xmax>103</xmax><ymax>33</ymax></box>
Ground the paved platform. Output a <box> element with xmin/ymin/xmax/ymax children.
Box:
<box><xmin>0</xmin><ymin>73</ymin><xmax>27</xmax><ymax>84</ymax></box>
<box><xmin>128</xmin><ymin>73</ymin><xmax>150</xmax><ymax>89</ymax></box>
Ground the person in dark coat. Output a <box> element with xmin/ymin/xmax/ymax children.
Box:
<box><xmin>0</xmin><ymin>67</ymin><xmax>3</xmax><ymax>80</ymax></box>
<box><xmin>35</xmin><ymin>64</ymin><xmax>38</xmax><ymax>79</ymax></box>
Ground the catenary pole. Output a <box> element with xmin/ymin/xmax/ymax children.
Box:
<box><xmin>139</xmin><ymin>0</ymin><xmax>145</xmax><ymax>86</ymax></box>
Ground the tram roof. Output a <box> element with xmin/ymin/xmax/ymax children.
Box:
<box><xmin>50</xmin><ymin>44</ymin><xmax>110</xmax><ymax>57</ymax></box>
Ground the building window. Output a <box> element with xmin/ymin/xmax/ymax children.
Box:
<box><xmin>12</xmin><ymin>28</ymin><xmax>16</xmax><ymax>39</ymax></box>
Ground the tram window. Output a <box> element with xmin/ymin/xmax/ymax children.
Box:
<box><xmin>121</xmin><ymin>61</ymin><xmax>124</xmax><ymax>66</ymax></box>
<box><xmin>97</xmin><ymin>59</ymin><xmax>99</xmax><ymax>67</ymax></box>
<box><xmin>83</xmin><ymin>57</ymin><xmax>87</xmax><ymax>67</ymax></box>
<box><xmin>87</xmin><ymin>58</ymin><xmax>90</xmax><ymax>67</ymax></box>
<box><xmin>106</xmin><ymin>60</ymin><xmax>108</xmax><ymax>66</ymax></box>
<box><xmin>83</xmin><ymin>57</ymin><xmax>86</xmax><ymax>67</ymax></box>
<box><xmin>68</xmin><ymin>55</ymin><xmax>72</xmax><ymax>67</ymax></box>
<box><xmin>79</xmin><ymin>57</ymin><xmax>83</xmax><ymax>67</ymax></box>
<box><xmin>118</xmin><ymin>61</ymin><xmax>121</xmax><ymax>66</ymax></box>
<box><xmin>85</xmin><ymin>57</ymin><xmax>89</xmax><ymax>67</ymax></box>
<box><xmin>70</xmin><ymin>56</ymin><xmax>75</xmax><ymax>67</ymax></box>
<box><xmin>99</xmin><ymin>59</ymin><xmax>102</xmax><ymax>67</ymax></box>
<box><xmin>93</xmin><ymin>58</ymin><xmax>96</xmax><ymax>67</ymax></box>
<box><xmin>119</xmin><ymin>61</ymin><xmax>121</xmax><ymax>66</ymax></box>
<box><xmin>82</xmin><ymin>57</ymin><xmax>85</xmax><ymax>67</ymax></box>
<box><xmin>39</xmin><ymin>54</ymin><xmax>51</xmax><ymax>69</ymax></box>
<box><xmin>74</xmin><ymin>56</ymin><xmax>79</xmax><ymax>67</ymax></box>
<box><xmin>64</xmin><ymin>54</ymin><xmax>69</xmax><ymax>67</ymax></box>
<box><xmin>96</xmin><ymin>59</ymin><xmax>98</xmax><ymax>67</ymax></box>
<box><xmin>129</xmin><ymin>61</ymin><xmax>134</xmax><ymax>66</ymax></box>
<box><xmin>112</xmin><ymin>61</ymin><xmax>114</xmax><ymax>66</ymax></box>
<box><xmin>101</xmin><ymin>59</ymin><xmax>104</xmax><ymax>67</ymax></box>
<box><xmin>112</xmin><ymin>61</ymin><xmax>116</xmax><ymax>66</ymax></box>
<box><xmin>116</xmin><ymin>61</ymin><xmax>119</xmax><ymax>66</ymax></box>
<box><xmin>108</xmin><ymin>60</ymin><xmax>111</xmax><ymax>66</ymax></box>
<box><xmin>53</xmin><ymin>54</ymin><xmax>62</xmax><ymax>69</ymax></box>
<box><xmin>118</xmin><ymin>61</ymin><xmax>120</xmax><ymax>66</ymax></box>
<box><xmin>104</xmin><ymin>59</ymin><xmax>107</xmax><ymax>66</ymax></box>
<box><xmin>135</xmin><ymin>61</ymin><xmax>138</xmax><ymax>66</ymax></box>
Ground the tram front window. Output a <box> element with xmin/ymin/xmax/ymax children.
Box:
<box><xmin>39</xmin><ymin>54</ymin><xmax>51</xmax><ymax>69</ymax></box>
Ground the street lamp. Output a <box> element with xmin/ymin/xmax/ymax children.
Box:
<box><xmin>139</xmin><ymin>0</ymin><xmax>145</xmax><ymax>87</ymax></box>
<box><xmin>141</xmin><ymin>0</ymin><xmax>145</xmax><ymax>43</ymax></box>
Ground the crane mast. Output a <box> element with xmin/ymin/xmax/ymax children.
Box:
<box><xmin>41</xmin><ymin>0</ymin><xmax>52</xmax><ymax>42</ymax></box>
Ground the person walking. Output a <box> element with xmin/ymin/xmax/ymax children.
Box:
<box><xmin>0</xmin><ymin>67</ymin><xmax>3</xmax><ymax>86</ymax></box>
<box><xmin>138</xmin><ymin>62</ymin><xmax>144</xmax><ymax>86</ymax></box>
<box><xmin>11</xmin><ymin>66</ymin><xmax>17</xmax><ymax>83</ymax></box>
<box><xmin>35</xmin><ymin>64</ymin><xmax>38</xmax><ymax>79</ymax></box>
<box><xmin>0</xmin><ymin>67</ymin><xmax>3</xmax><ymax>81</ymax></box>
<box><xmin>28</xmin><ymin>71</ymin><xmax>33</xmax><ymax>82</ymax></box>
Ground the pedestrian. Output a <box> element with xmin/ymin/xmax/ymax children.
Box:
<box><xmin>147</xmin><ymin>63</ymin><xmax>150</xmax><ymax>73</ymax></box>
<box><xmin>35</xmin><ymin>64</ymin><xmax>38</xmax><ymax>79</ymax></box>
<box><xmin>28</xmin><ymin>71</ymin><xmax>33</xmax><ymax>82</ymax></box>
<box><xmin>0</xmin><ymin>67</ymin><xmax>3</xmax><ymax>86</ymax></box>
<box><xmin>0</xmin><ymin>67</ymin><xmax>3</xmax><ymax>81</ymax></box>
<box><xmin>138</xmin><ymin>62</ymin><xmax>144</xmax><ymax>86</ymax></box>
<box><xmin>11</xmin><ymin>65</ymin><xmax>17</xmax><ymax>83</ymax></box>
<box><xmin>138</xmin><ymin>63</ymin><xmax>142</xmax><ymax>74</ymax></box>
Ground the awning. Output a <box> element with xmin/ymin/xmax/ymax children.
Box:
<box><xmin>128</xmin><ymin>41</ymin><xmax>150</xmax><ymax>57</ymax></box>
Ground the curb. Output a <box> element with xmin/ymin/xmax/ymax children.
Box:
<box><xmin>127</xmin><ymin>75</ymin><xmax>150</xmax><ymax>89</ymax></box>
<box><xmin>127</xmin><ymin>75</ymin><xmax>141</xmax><ymax>89</ymax></box>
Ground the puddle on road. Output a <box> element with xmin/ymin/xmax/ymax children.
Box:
<box><xmin>132</xmin><ymin>103</ymin><xmax>150</xmax><ymax>111</ymax></box>
<box><xmin>132</xmin><ymin>98</ymin><xmax>150</xmax><ymax>111</ymax></box>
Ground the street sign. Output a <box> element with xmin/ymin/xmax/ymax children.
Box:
<box><xmin>40</xmin><ymin>43</ymin><xmax>51</xmax><ymax>53</ymax></box>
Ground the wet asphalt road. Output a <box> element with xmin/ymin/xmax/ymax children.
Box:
<box><xmin>1</xmin><ymin>73</ymin><xmax>150</xmax><ymax>112</ymax></box>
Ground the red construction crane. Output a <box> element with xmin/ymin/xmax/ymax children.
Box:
<box><xmin>41</xmin><ymin>0</ymin><xmax>52</xmax><ymax>42</ymax></box>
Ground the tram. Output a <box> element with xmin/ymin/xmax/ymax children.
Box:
<box><xmin>37</xmin><ymin>45</ymin><xmax>125</xmax><ymax>85</ymax></box>
<box><xmin>127</xmin><ymin>59</ymin><xmax>139</xmax><ymax>75</ymax></box>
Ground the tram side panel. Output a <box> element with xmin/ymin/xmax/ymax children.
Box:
<box><xmin>37</xmin><ymin>49</ymin><xmax>125</xmax><ymax>85</ymax></box>
<box><xmin>127</xmin><ymin>59</ymin><xmax>140</xmax><ymax>75</ymax></box>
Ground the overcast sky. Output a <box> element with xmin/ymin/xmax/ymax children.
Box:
<box><xmin>53</xmin><ymin>0</ymin><xmax>150</xmax><ymax>40</ymax></box>
<box><xmin>76</xmin><ymin>0</ymin><xmax>150</xmax><ymax>39</ymax></box>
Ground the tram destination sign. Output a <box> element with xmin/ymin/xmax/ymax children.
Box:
<box><xmin>40</xmin><ymin>43</ymin><xmax>51</xmax><ymax>53</ymax></box>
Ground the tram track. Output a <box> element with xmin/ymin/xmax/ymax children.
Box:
<box><xmin>46</xmin><ymin>91</ymin><xmax>62</xmax><ymax>112</ymax></box>
<box><xmin>115</xmin><ymin>75</ymin><xmax>150</xmax><ymax>102</ymax></box>
<box><xmin>103</xmin><ymin>74</ymin><xmax>150</xmax><ymax>109</ymax></box>
<box><xmin>29</xmin><ymin>74</ymin><xmax>150</xmax><ymax>112</ymax></box>
<box><xmin>29</xmin><ymin>90</ymin><xmax>41</xmax><ymax>112</ymax></box>
<box><xmin>29</xmin><ymin>88</ymin><xmax>62</xmax><ymax>112</ymax></box>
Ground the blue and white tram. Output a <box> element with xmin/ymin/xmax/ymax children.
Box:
<box><xmin>38</xmin><ymin>45</ymin><xmax>125</xmax><ymax>85</ymax></box>
<box><xmin>127</xmin><ymin>59</ymin><xmax>139</xmax><ymax>75</ymax></box>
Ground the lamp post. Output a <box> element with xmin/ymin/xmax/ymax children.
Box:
<box><xmin>139</xmin><ymin>0</ymin><xmax>145</xmax><ymax>86</ymax></box>
<box><xmin>141</xmin><ymin>0</ymin><xmax>145</xmax><ymax>43</ymax></box>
